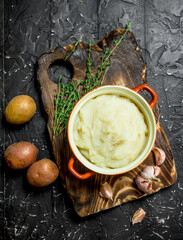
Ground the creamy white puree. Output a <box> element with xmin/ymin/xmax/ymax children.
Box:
<box><xmin>74</xmin><ymin>94</ymin><xmax>148</xmax><ymax>169</ymax></box>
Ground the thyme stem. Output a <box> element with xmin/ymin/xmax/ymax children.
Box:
<box><xmin>65</xmin><ymin>40</ymin><xmax>80</xmax><ymax>61</ymax></box>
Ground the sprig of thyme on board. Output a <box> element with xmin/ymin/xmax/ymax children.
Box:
<box><xmin>65</xmin><ymin>40</ymin><xmax>80</xmax><ymax>61</ymax></box>
<box><xmin>52</xmin><ymin>22</ymin><xmax>132</xmax><ymax>136</ymax></box>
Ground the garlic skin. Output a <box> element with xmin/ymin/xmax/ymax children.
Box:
<box><xmin>132</xmin><ymin>208</ymin><xmax>146</xmax><ymax>225</ymax></box>
<box><xmin>153</xmin><ymin>147</ymin><xmax>166</xmax><ymax>166</ymax></box>
<box><xmin>140</xmin><ymin>166</ymin><xmax>161</xmax><ymax>182</ymax></box>
<box><xmin>99</xmin><ymin>182</ymin><xmax>113</xmax><ymax>200</ymax></box>
<box><xmin>154</xmin><ymin>166</ymin><xmax>161</xmax><ymax>176</ymax></box>
<box><xmin>135</xmin><ymin>175</ymin><xmax>152</xmax><ymax>194</ymax></box>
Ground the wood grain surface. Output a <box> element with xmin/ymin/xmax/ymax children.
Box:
<box><xmin>37</xmin><ymin>29</ymin><xmax>177</xmax><ymax>217</ymax></box>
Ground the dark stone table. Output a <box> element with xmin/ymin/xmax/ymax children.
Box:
<box><xmin>0</xmin><ymin>0</ymin><xmax>183</xmax><ymax>239</ymax></box>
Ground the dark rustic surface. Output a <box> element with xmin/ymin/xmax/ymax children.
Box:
<box><xmin>37</xmin><ymin>29</ymin><xmax>177</xmax><ymax>217</ymax></box>
<box><xmin>0</xmin><ymin>0</ymin><xmax>183</xmax><ymax>239</ymax></box>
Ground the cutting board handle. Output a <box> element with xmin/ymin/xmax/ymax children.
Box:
<box><xmin>37</xmin><ymin>47</ymin><xmax>72</xmax><ymax>86</ymax></box>
<box><xmin>68</xmin><ymin>157</ymin><xmax>95</xmax><ymax>180</ymax></box>
<box><xmin>132</xmin><ymin>84</ymin><xmax>157</xmax><ymax>109</ymax></box>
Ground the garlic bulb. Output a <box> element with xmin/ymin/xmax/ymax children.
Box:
<box><xmin>99</xmin><ymin>182</ymin><xmax>113</xmax><ymax>200</ymax></box>
<box><xmin>152</xmin><ymin>147</ymin><xmax>166</xmax><ymax>166</ymax></box>
<box><xmin>135</xmin><ymin>175</ymin><xmax>152</xmax><ymax>194</ymax></box>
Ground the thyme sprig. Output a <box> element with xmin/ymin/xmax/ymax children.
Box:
<box><xmin>65</xmin><ymin>40</ymin><xmax>80</xmax><ymax>61</ymax></box>
<box><xmin>96</xmin><ymin>22</ymin><xmax>131</xmax><ymax>83</ymax></box>
<box><xmin>52</xmin><ymin>22</ymin><xmax>132</xmax><ymax>136</ymax></box>
<box><xmin>52</xmin><ymin>79</ymin><xmax>82</xmax><ymax>135</ymax></box>
<box><xmin>83</xmin><ymin>40</ymin><xmax>92</xmax><ymax>93</ymax></box>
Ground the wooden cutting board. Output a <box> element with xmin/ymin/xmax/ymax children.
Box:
<box><xmin>37</xmin><ymin>29</ymin><xmax>177</xmax><ymax>217</ymax></box>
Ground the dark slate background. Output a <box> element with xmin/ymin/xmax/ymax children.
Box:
<box><xmin>0</xmin><ymin>0</ymin><xmax>183</xmax><ymax>239</ymax></box>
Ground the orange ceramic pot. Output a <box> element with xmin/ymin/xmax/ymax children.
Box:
<box><xmin>68</xmin><ymin>84</ymin><xmax>157</xmax><ymax>179</ymax></box>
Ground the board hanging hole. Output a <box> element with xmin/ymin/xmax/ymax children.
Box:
<box><xmin>48</xmin><ymin>60</ymin><xmax>74</xmax><ymax>84</ymax></box>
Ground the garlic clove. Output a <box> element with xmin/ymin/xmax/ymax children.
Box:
<box><xmin>132</xmin><ymin>208</ymin><xmax>146</xmax><ymax>225</ymax></box>
<box><xmin>140</xmin><ymin>166</ymin><xmax>161</xmax><ymax>182</ymax></box>
<box><xmin>152</xmin><ymin>147</ymin><xmax>166</xmax><ymax>166</ymax></box>
<box><xmin>154</xmin><ymin>166</ymin><xmax>161</xmax><ymax>177</ymax></box>
<box><xmin>99</xmin><ymin>182</ymin><xmax>113</xmax><ymax>200</ymax></box>
<box><xmin>140</xmin><ymin>166</ymin><xmax>154</xmax><ymax>179</ymax></box>
<box><xmin>135</xmin><ymin>175</ymin><xmax>152</xmax><ymax>194</ymax></box>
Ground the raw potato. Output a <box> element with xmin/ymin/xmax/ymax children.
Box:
<box><xmin>5</xmin><ymin>95</ymin><xmax>36</xmax><ymax>124</ymax></box>
<box><xmin>27</xmin><ymin>159</ymin><xmax>59</xmax><ymax>187</ymax></box>
<box><xmin>4</xmin><ymin>142</ymin><xmax>38</xmax><ymax>169</ymax></box>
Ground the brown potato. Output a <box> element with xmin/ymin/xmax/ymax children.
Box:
<box><xmin>4</xmin><ymin>142</ymin><xmax>38</xmax><ymax>169</ymax></box>
<box><xmin>5</xmin><ymin>95</ymin><xmax>36</xmax><ymax>124</ymax></box>
<box><xmin>27</xmin><ymin>159</ymin><xmax>59</xmax><ymax>187</ymax></box>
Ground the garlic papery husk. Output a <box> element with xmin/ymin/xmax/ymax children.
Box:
<box><xmin>132</xmin><ymin>208</ymin><xmax>146</xmax><ymax>225</ymax></box>
<box><xmin>99</xmin><ymin>182</ymin><xmax>113</xmax><ymax>200</ymax></box>
<box><xmin>140</xmin><ymin>166</ymin><xmax>161</xmax><ymax>182</ymax></box>
<box><xmin>152</xmin><ymin>147</ymin><xmax>166</xmax><ymax>166</ymax></box>
<box><xmin>135</xmin><ymin>175</ymin><xmax>152</xmax><ymax>194</ymax></box>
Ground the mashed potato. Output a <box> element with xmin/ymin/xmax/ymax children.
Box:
<box><xmin>74</xmin><ymin>94</ymin><xmax>148</xmax><ymax>169</ymax></box>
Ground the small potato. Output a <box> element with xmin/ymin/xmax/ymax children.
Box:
<box><xmin>5</xmin><ymin>95</ymin><xmax>36</xmax><ymax>124</ymax></box>
<box><xmin>27</xmin><ymin>159</ymin><xmax>59</xmax><ymax>187</ymax></box>
<box><xmin>4</xmin><ymin>142</ymin><xmax>38</xmax><ymax>169</ymax></box>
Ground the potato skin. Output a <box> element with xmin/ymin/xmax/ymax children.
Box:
<box><xmin>27</xmin><ymin>159</ymin><xmax>59</xmax><ymax>187</ymax></box>
<box><xmin>4</xmin><ymin>142</ymin><xmax>38</xmax><ymax>169</ymax></box>
<box><xmin>5</xmin><ymin>95</ymin><xmax>36</xmax><ymax>124</ymax></box>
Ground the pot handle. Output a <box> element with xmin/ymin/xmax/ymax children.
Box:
<box><xmin>132</xmin><ymin>84</ymin><xmax>157</xmax><ymax>109</ymax></box>
<box><xmin>68</xmin><ymin>157</ymin><xmax>95</xmax><ymax>180</ymax></box>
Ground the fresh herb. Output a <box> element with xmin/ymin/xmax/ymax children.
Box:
<box><xmin>65</xmin><ymin>40</ymin><xmax>80</xmax><ymax>61</ymax></box>
<box><xmin>96</xmin><ymin>22</ymin><xmax>131</xmax><ymax>82</ymax></box>
<box><xmin>52</xmin><ymin>22</ymin><xmax>132</xmax><ymax>136</ymax></box>
<box><xmin>52</xmin><ymin>79</ymin><xmax>82</xmax><ymax>135</ymax></box>
<box><xmin>83</xmin><ymin>40</ymin><xmax>92</xmax><ymax>93</ymax></box>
